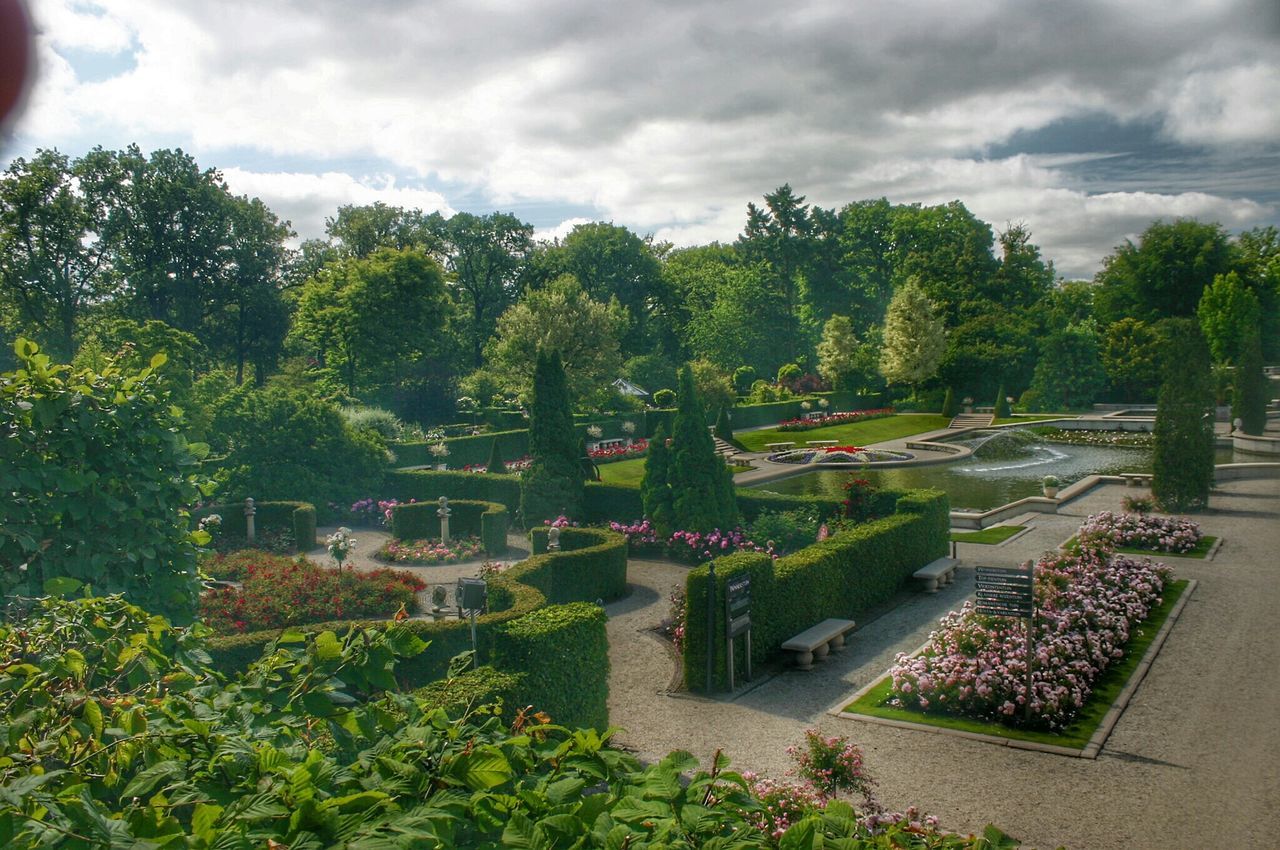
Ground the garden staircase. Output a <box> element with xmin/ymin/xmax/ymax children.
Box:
<box><xmin>710</xmin><ymin>431</ymin><xmax>746</xmax><ymax>463</ymax></box>
<box><xmin>947</xmin><ymin>412</ymin><xmax>995</xmax><ymax>429</ymax></box>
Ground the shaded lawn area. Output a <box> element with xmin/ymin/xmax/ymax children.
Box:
<box><xmin>841</xmin><ymin>580</ymin><xmax>1189</xmax><ymax>749</ymax></box>
<box><xmin>950</xmin><ymin>525</ymin><xmax>1026</xmax><ymax>544</ymax></box>
<box><xmin>595</xmin><ymin>457</ymin><xmax>646</xmax><ymax>486</ymax></box>
<box><xmin>1061</xmin><ymin>535</ymin><xmax>1217</xmax><ymax>560</ymax></box>
<box><xmin>735</xmin><ymin>414</ymin><xmax>951</xmax><ymax>452</ymax></box>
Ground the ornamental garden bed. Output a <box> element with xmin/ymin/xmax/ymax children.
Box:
<box><xmin>841</xmin><ymin>579</ymin><xmax>1189</xmax><ymax>750</ymax></box>
<box><xmin>375</xmin><ymin>535</ymin><xmax>487</xmax><ymax>564</ymax></box>
<box><xmin>199</xmin><ymin>550</ymin><xmax>425</xmax><ymax>634</ymax></box>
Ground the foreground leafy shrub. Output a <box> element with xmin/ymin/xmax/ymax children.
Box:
<box><xmin>198</xmin><ymin>550</ymin><xmax>424</xmax><ymax>633</ymax></box>
<box><xmin>0</xmin><ymin>595</ymin><xmax>1015</xmax><ymax>849</ymax></box>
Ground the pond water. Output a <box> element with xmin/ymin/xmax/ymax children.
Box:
<box><xmin>748</xmin><ymin>430</ymin><xmax>1237</xmax><ymax>511</ymax></box>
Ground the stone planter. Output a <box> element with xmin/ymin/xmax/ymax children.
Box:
<box><xmin>1043</xmin><ymin>486</ymin><xmax>1059</xmax><ymax>499</ymax></box>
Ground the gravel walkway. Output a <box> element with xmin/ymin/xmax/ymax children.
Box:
<box><xmin>604</xmin><ymin>477</ymin><xmax>1280</xmax><ymax>850</ymax></box>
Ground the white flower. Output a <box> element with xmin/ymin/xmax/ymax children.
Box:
<box><xmin>587</xmin><ymin>425</ymin><xmax>603</xmax><ymax>438</ymax></box>
<box><xmin>198</xmin><ymin>514</ymin><xmax>222</xmax><ymax>532</ymax></box>
<box><xmin>621</xmin><ymin>421</ymin><xmax>637</xmax><ymax>434</ymax></box>
<box><xmin>800</xmin><ymin>401</ymin><xmax>812</xmax><ymax>410</ymax></box>
<box><xmin>818</xmin><ymin>398</ymin><xmax>829</xmax><ymax>408</ymax></box>
<box><xmin>429</xmin><ymin>442</ymin><xmax>450</xmax><ymax>457</ymax></box>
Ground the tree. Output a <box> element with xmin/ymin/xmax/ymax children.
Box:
<box><xmin>325</xmin><ymin>202</ymin><xmax>438</xmax><ymax>259</ymax></box>
<box><xmin>941</xmin><ymin>387</ymin><xmax>958</xmax><ymax>418</ymax></box>
<box><xmin>1027</xmin><ymin>324</ymin><xmax>1106</xmax><ymax>411</ymax></box>
<box><xmin>816</xmin><ymin>315</ymin><xmax>861</xmax><ymax>391</ymax></box>
<box><xmin>485</xmin><ymin>438</ymin><xmax>507</xmax><ymax>474</ymax></box>
<box><xmin>0</xmin><ymin>150</ymin><xmax>113</xmax><ymax>358</ymax></box>
<box><xmin>732</xmin><ymin>365</ymin><xmax>756</xmax><ymax>396</ymax></box>
<box><xmin>936</xmin><ymin>311</ymin><xmax>1038</xmax><ymax>401</ymax></box>
<box><xmin>520</xmin><ymin>349</ymin><xmax>583</xmax><ymax>525</ymax></box>
<box><xmin>1233</xmin><ymin>331</ymin><xmax>1268</xmax><ymax>435</ymax></box>
<box><xmin>668</xmin><ymin>366</ymin><xmax>738</xmax><ymax>533</ymax></box>
<box><xmin>737</xmin><ymin>185</ymin><xmax>812</xmax><ymax>359</ymax></box>
<box><xmin>431</xmin><ymin>211</ymin><xmax>533</xmax><ymax>367</ymax></box>
<box><xmin>888</xmin><ymin>201</ymin><xmax>999</xmax><ymax>325</ymax></box>
<box><xmin>838</xmin><ymin>198</ymin><xmax>897</xmax><ymax>330</ymax></box>
<box><xmin>714</xmin><ymin>407</ymin><xmax>734</xmax><ymax>442</ymax></box>
<box><xmin>1197</xmin><ymin>271</ymin><xmax>1261</xmax><ymax>364</ymax></box>
<box><xmin>1100</xmin><ymin>318</ymin><xmax>1162</xmax><ymax>402</ymax></box>
<box><xmin>690</xmin><ymin>359</ymin><xmax>735</xmax><ymax>414</ymax></box>
<box><xmin>993</xmin><ymin>385</ymin><xmax>1010</xmax><ymax>419</ymax></box>
<box><xmin>1094</xmin><ymin>219</ymin><xmax>1232</xmax><ymax>324</ymax></box>
<box><xmin>0</xmin><ymin>340</ymin><xmax>209</xmax><ymax>622</ymax></box>
<box><xmin>879</xmin><ymin>280</ymin><xmax>945</xmax><ymax>393</ymax></box>
<box><xmin>74</xmin><ymin>318</ymin><xmax>207</xmax><ymax>412</ymax></box>
<box><xmin>985</xmin><ymin>223</ymin><xmax>1055</xmax><ymax>310</ymax></box>
<box><xmin>640</xmin><ymin>423</ymin><xmax>674</xmax><ymax>534</ymax></box>
<box><xmin>1151</xmin><ymin>320</ymin><xmax>1215</xmax><ymax>511</ymax></box>
<box><xmin>482</xmin><ymin>275</ymin><xmax>627</xmax><ymax>405</ymax></box>
<box><xmin>556</xmin><ymin>222</ymin><xmax>666</xmax><ymax>357</ymax></box>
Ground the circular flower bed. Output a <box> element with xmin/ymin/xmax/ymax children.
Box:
<box><xmin>767</xmin><ymin>447</ymin><xmax>914</xmax><ymax>465</ymax></box>
<box><xmin>375</xmin><ymin>535</ymin><xmax>486</xmax><ymax>565</ymax></box>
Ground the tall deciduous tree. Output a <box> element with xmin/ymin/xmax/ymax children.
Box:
<box><xmin>1027</xmin><ymin>324</ymin><xmax>1106</xmax><ymax>410</ymax></box>
<box><xmin>1151</xmin><ymin>320</ymin><xmax>1215</xmax><ymax>511</ymax></box>
<box><xmin>0</xmin><ymin>149</ymin><xmax>113</xmax><ymax>358</ymax></box>
<box><xmin>816</xmin><ymin>315</ymin><xmax>860</xmax><ymax>391</ymax></box>
<box><xmin>879</xmin><ymin>280</ymin><xmax>945</xmax><ymax>393</ymax></box>
<box><xmin>1094</xmin><ymin>219</ymin><xmax>1232</xmax><ymax>324</ymax></box>
<box><xmin>1197</xmin><ymin>271</ymin><xmax>1261</xmax><ymax>364</ymax></box>
<box><xmin>431</xmin><ymin>211</ymin><xmax>533</xmax><ymax>367</ymax></box>
<box><xmin>1100</xmin><ymin>318</ymin><xmax>1162</xmax><ymax>403</ymax></box>
<box><xmin>325</xmin><ymin>202</ymin><xmax>438</xmax><ymax>259</ymax></box>
<box><xmin>482</xmin><ymin>275</ymin><xmax>626</xmax><ymax>405</ymax></box>
<box><xmin>520</xmin><ymin>349</ymin><xmax>583</xmax><ymax>525</ymax></box>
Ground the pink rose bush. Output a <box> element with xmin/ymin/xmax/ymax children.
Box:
<box><xmin>608</xmin><ymin>519</ymin><xmax>775</xmax><ymax>562</ymax></box>
<box><xmin>375</xmin><ymin>536</ymin><xmax>485</xmax><ymax>565</ymax></box>
<box><xmin>889</xmin><ymin>532</ymin><xmax>1173</xmax><ymax>729</ymax></box>
<box><xmin>775</xmin><ymin>407</ymin><xmax>893</xmax><ymax>432</ymax></box>
<box><xmin>1077</xmin><ymin>510</ymin><xmax>1202</xmax><ymax>553</ymax></box>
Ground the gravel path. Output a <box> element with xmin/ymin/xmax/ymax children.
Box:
<box><xmin>604</xmin><ymin>477</ymin><xmax>1280</xmax><ymax>850</ymax></box>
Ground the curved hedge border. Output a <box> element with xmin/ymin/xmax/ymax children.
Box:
<box><xmin>527</xmin><ymin>527</ymin><xmax>629</xmax><ymax>603</ymax></box>
<box><xmin>385</xmin><ymin>469</ymin><xmax>521</xmax><ymax>514</ymax></box>
<box><xmin>204</xmin><ymin>527</ymin><xmax>628</xmax><ymax>728</ymax></box>
<box><xmin>390</xmin><ymin>499</ymin><xmax>508</xmax><ymax>555</ymax></box>
<box><xmin>683</xmin><ymin>489</ymin><xmax>950</xmax><ymax>692</ymax></box>
<box><xmin>192</xmin><ymin>500</ymin><xmax>316</xmax><ymax>552</ymax></box>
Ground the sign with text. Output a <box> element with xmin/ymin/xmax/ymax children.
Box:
<box><xmin>974</xmin><ymin>566</ymin><xmax>1034</xmax><ymax>618</ymax></box>
<box><xmin>725</xmin><ymin>575</ymin><xmax>751</xmax><ymax>639</ymax></box>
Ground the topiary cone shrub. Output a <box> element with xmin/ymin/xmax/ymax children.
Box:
<box><xmin>941</xmin><ymin>387</ymin><xmax>957</xmax><ymax>418</ymax></box>
<box><xmin>993</xmin><ymin>384</ymin><xmax>1011</xmax><ymax>419</ymax></box>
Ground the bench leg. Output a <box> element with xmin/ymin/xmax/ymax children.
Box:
<box><xmin>793</xmin><ymin>649</ymin><xmax>814</xmax><ymax>671</ymax></box>
<box><xmin>813</xmin><ymin>643</ymin><xmax>830</xmax><ymax>664</ymax></box>
<box><xmin>829</xmin><ymin>632</ymin><xmax>846</xmax><ymax>652</ymax></box>
<box><xmin>942</xmin><ymin>570</ymin><xmax>955</xmax><ymax>586</ymax></box>
<box><xmin>920</xmin><ymin>577</ymin><xmax>939</xmax><ymax>593</ymax></box>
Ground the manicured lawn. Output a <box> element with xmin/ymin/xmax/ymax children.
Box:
<box><xmin>950</xmin><ymin>525</ymin><xmax>1026</xmax><ymax>544</ymax></box>
<box><xmin>841</xmin><ymin>580</ymin><xmax>1189</xmax><ymax>749</ymax></box>
<box><xmin>596</xmin><ymin>457</ymin><xmax>647</xmax><ymax>486</ymax></box>
<box><xmin>1061</xmin><ymin>535</ymin><xmax>1217</xmax><ymax>559</ymax></box>
<box><xmin>736</xmin><ymin>414</ymin><xmax>951</xmax><ymax>452</ymax></box>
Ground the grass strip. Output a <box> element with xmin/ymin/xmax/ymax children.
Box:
<box><xmin>841</xmin><ymin>579</ymin><xmax>1189</xmax><ymax>749</ymax></box>
<box><xmin>596</xmin><ymin>457</ymin><xmax>647</xmax><ymax>486</ymax></box>
<box><xmin>950</xmin><ymin>525</ymin><xmax>1026</xmax><ymax>545</ymax></box>
<box><xmin>736</xmin><ymin>414</ymin><xmax>950</xmax><ymax>453</ymax></box>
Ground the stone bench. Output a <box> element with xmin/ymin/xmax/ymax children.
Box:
<box><xmin>781</xmin><ymin>618</ymin><xmax>856</xmax><ymax>670</ymax></box>
<box><xmin>1121</xmin><ymin>473</ymin><xmax>1147</xmax><ymax>487</ymax></box>
<box><xmin>913</xmin><ymin>557</ymin><xmax>959</xmax><ymax>593</ymax></box>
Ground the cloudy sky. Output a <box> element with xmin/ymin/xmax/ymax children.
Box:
<box><xmin>8</xmin><ymin>0</ymin><xmax>1280</xmax><ymax>278</ymax></box>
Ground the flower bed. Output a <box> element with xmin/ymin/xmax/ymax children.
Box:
<box><xmin>888</xmin><ymin>540</ymin><xmax>1172</xmax><ymax>729</ymax></box>
<box><xmin>461</xmin><ymin>455</ymin><xmax>532</xmax><ymax>473</ymax></box>
<box><xmin>375</xmin><ymin>535</ymin><xmax>486</xmax><ymax>564</ymax></box>
<box><xmin>1032</xmin><ymin>426</ymin><xmax>1151</xmax><ymax>448</ymax></box>
<box><xmin>608</xmin><ymin>518</ymin><xmax>773</xmax><ymax>562</ymax></box>
<box><xmin>333</xmin><ymin>497</ymin><xmax>405</xmax><ymax>527</ymax></box>
<box><xmin>1077</xmin><ymin>510</ymin><xmax>1202</xmax><ymax>553</ymax></box>
<box><xmin>775</xmin><ymin>407</ymin><xmax>894</xmax><ymax>432</ymax></box>
<box><xmin>199</xmin><ymin>551</ymin><xmax>424</xmax><ymax>634</ymax></box>
<box><xmin>589</xmin><ymin>438</ymin><xmax>648</xmax><ymax>464</ymax></box>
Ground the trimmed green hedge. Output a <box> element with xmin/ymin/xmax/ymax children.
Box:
<box><xmin>389</xmin><ymin>499</ymin><xmax>508</xmax><ymax>554</ymax></box>
<box><xmin>392</xmin><ymin>429</ymin><xmax>530</xmax><ymax>469</ymax></box>
<box><xmin>683</xmin><ymin>489</ymin><xmax>949</xmax><ymax>692</ymax></box>
<box><xmin>495</xmin><ymin>602</ymin><xmax>610</xmax><ymax>730</ymax></box>
<box><xmin>582</xmin><ymin>481</ymin><xmax>871</xmax><ymax>526</ymax></box>
<box><xmin>414</xmin><ymin>665</ymin><xmax>526</xmax><ymax>723</ymax></box>
<box><xmin>735</xmin><ymin>489</ymin><xmax>845</xmax><ymax>522</ymax></box>
<box><xmin>384</xmin><ymin>469</ymin><xmax>522</xmax><ymax>514</ymax></box>
<box><xmin>192</xmin><ymin>500</ymin><xmax>317</xmax><ymax>552</ymax></box>
<box><xmin>524</xmin><ymin>527</ymin><xmax>629</xmax><ymax>603</ymax></box>
<box><xmin>205</xmin><ymin>528</ymin><xmax>626</xmax><ymax>728</ymax></box>
<box><xmin>582</xmin><ymin>481</ymin><xmax>646</xmax><ymax>524</ymax></box>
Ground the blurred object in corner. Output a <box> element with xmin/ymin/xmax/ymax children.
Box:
<box><xmin>0</xmin><ymin>0</ymin><xmax>34</xmax><ymax>140</ymax></box>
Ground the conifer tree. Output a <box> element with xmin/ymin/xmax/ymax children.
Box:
<box><xmin>993</xmin><ymin>384</ymin><xmax>1010</xmax><ymax>419</ymax></box>
<box><xmin>941</xmin><ymin>387</ymin><xmax>958</xmax><ymax>418</ymax></box>
<box><xmin>669</xmin><ymin>366</ymin><xmax>739</xmax><ymax>533</ymax></box>
<box><xmin>1152</xmin><ymin>321</ymin><xmax>1215</xmax><ymax>511</ymax></box>
<box><xmin>1233</xmin><ymin>330</ymin><xmax>1268</xmax><ymax>435</ymax></box>
<box><xmin>578</xmin><ymin>436</ymin><xmax>598</xmax><ymax>481</ymax></box>
<box><xmin>640</xmin><ymin>423</ymin><xmax>674</xmax><ymax>534</ymax></box>
<box><xmin>485</xmin><ymin>438</ymin><xmax>507</xmax><ymax>474</ymax></box>
<box><xmin>714</xmin><ymin>407</ymin><xmax>734</xmax><ymax>442</ymax></box>
<box><xmin>520</xmin><ymin>349</ymin><xmax>583</xmax><ymax>525</ymax></box>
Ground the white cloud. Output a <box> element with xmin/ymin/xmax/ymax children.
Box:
<box><xmin>532</xmin><ymin>217</ymin><xmax>592</xmax><ymax>244</ymax></box>
<box><xmin>219</xmin><ymin>168</ymin><xmax>454</xmax><ymax>239</ymax></box>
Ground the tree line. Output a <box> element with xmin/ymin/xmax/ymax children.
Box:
<box><xmin>2</xmin><ymin>145</ymin><xmax>1277</xmax><ymax>424</ymax></box>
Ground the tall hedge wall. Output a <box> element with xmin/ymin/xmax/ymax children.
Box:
<box><xmin>683</xmin><ymin>488</ymin><xmax>949</xmax><ymax>692</ymax></box>
<box><xmin>392</xmin><ymin>429</ymin><xmax>531</xmax><ymax>469</ymax></box>
<box><xmin>389</xmin><ymin>499</ymin><xmax>509</xmax><ymax>554</ymax></box>
<box><xmin>192</xmin><ymin>500</ymin><xmax>316</xmax><ymax>552</ymax></box>
<box><xmin>580</xmin><ymin>480</ymin><xmax>866</xmax><ymax>526</ymax></box>
<box><xmin>495</xmin><ymin>602</ymin><xmax>610</xmax><ymax>730</ymax></box>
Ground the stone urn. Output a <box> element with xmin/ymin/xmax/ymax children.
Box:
<box><xmin>1042</xmin><ymin>475</ymin><xmax>1060</xmax><ymax>499</ymax></box>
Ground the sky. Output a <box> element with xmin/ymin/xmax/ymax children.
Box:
<box><xmin>6</xmin><ymin>0</ymin><xmax>1280</xmax><ymax>279</ymax></box>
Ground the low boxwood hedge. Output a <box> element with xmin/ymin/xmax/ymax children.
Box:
<box><xmin>495</xmin><ymin>602</ymin><xmax>609</xmax><ymax>731</ymax></box>
<box><xmin>205</xmin><ymin>528</ymin><xmax>627</xmax><ymax>728</ymax></box>
<box><xmin>392</xmin><ymin>429</ymin><xmax>531</xmax><ymax>469</ymax></box>
<box><xmin>389</xmin><ymin>499</ymin><xmax>508</xmax><ymax>554</ymax></box>
<box><xmin>526</xmin><ymin>527</ymin><xmax>629</xmax><ymax>603</ymax></box>
<box><xmin>192</xmin><ymin>500</ymin><xmax>317</xmax><ymax>552</ymax></box>
<box><xmin>683</xmin><ymin>488</ymin><xmax>949</xmax><ymax>692</ymax></box>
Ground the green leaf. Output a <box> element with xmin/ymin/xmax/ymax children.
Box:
<box><xmin>778</xmin><ymin>817</ymin><xmax>821</xmax><ymax>850</ymax></box>
<box><xmin>150</xmin><ymin>352</ymin><xmax>168</xmax><ymax>370</ymax></box>
<box><xmin>313</xmin><ymin>631</ymin><xmax>342</xmax><ymax>661</ymax></box>
<box><xmin>43</xmin><ymin>576</ymin><xmax>83</xmax><ymax>597</ymax></box>
<box><xmin>120</xmin><ymin>759</ymin><xmax>184</xmax><ymax>801</ymax></box>
<box><xmin>545</xmin><ymin>776</ymin><xmax>587</xmax><ymax>805</ymax></box>
<box><xmin>82</xmin><ymin>698</ymin><xmax>103</xmax><ymax>738</ymax></box>
<box><xmin>448</xmin><ymin>747</ymin><xmax>513</xmax><ymax>790</ymax></box>
<box><xmin>191</xmin><ymin>803</ymin><xmax>223</xmax><ymax>840</ymax></box>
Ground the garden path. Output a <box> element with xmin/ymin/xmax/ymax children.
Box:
<box><xmin>603</xmin><ymin>478</ymin><xmax>1280</xmax><ymax>850</ymax></box>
